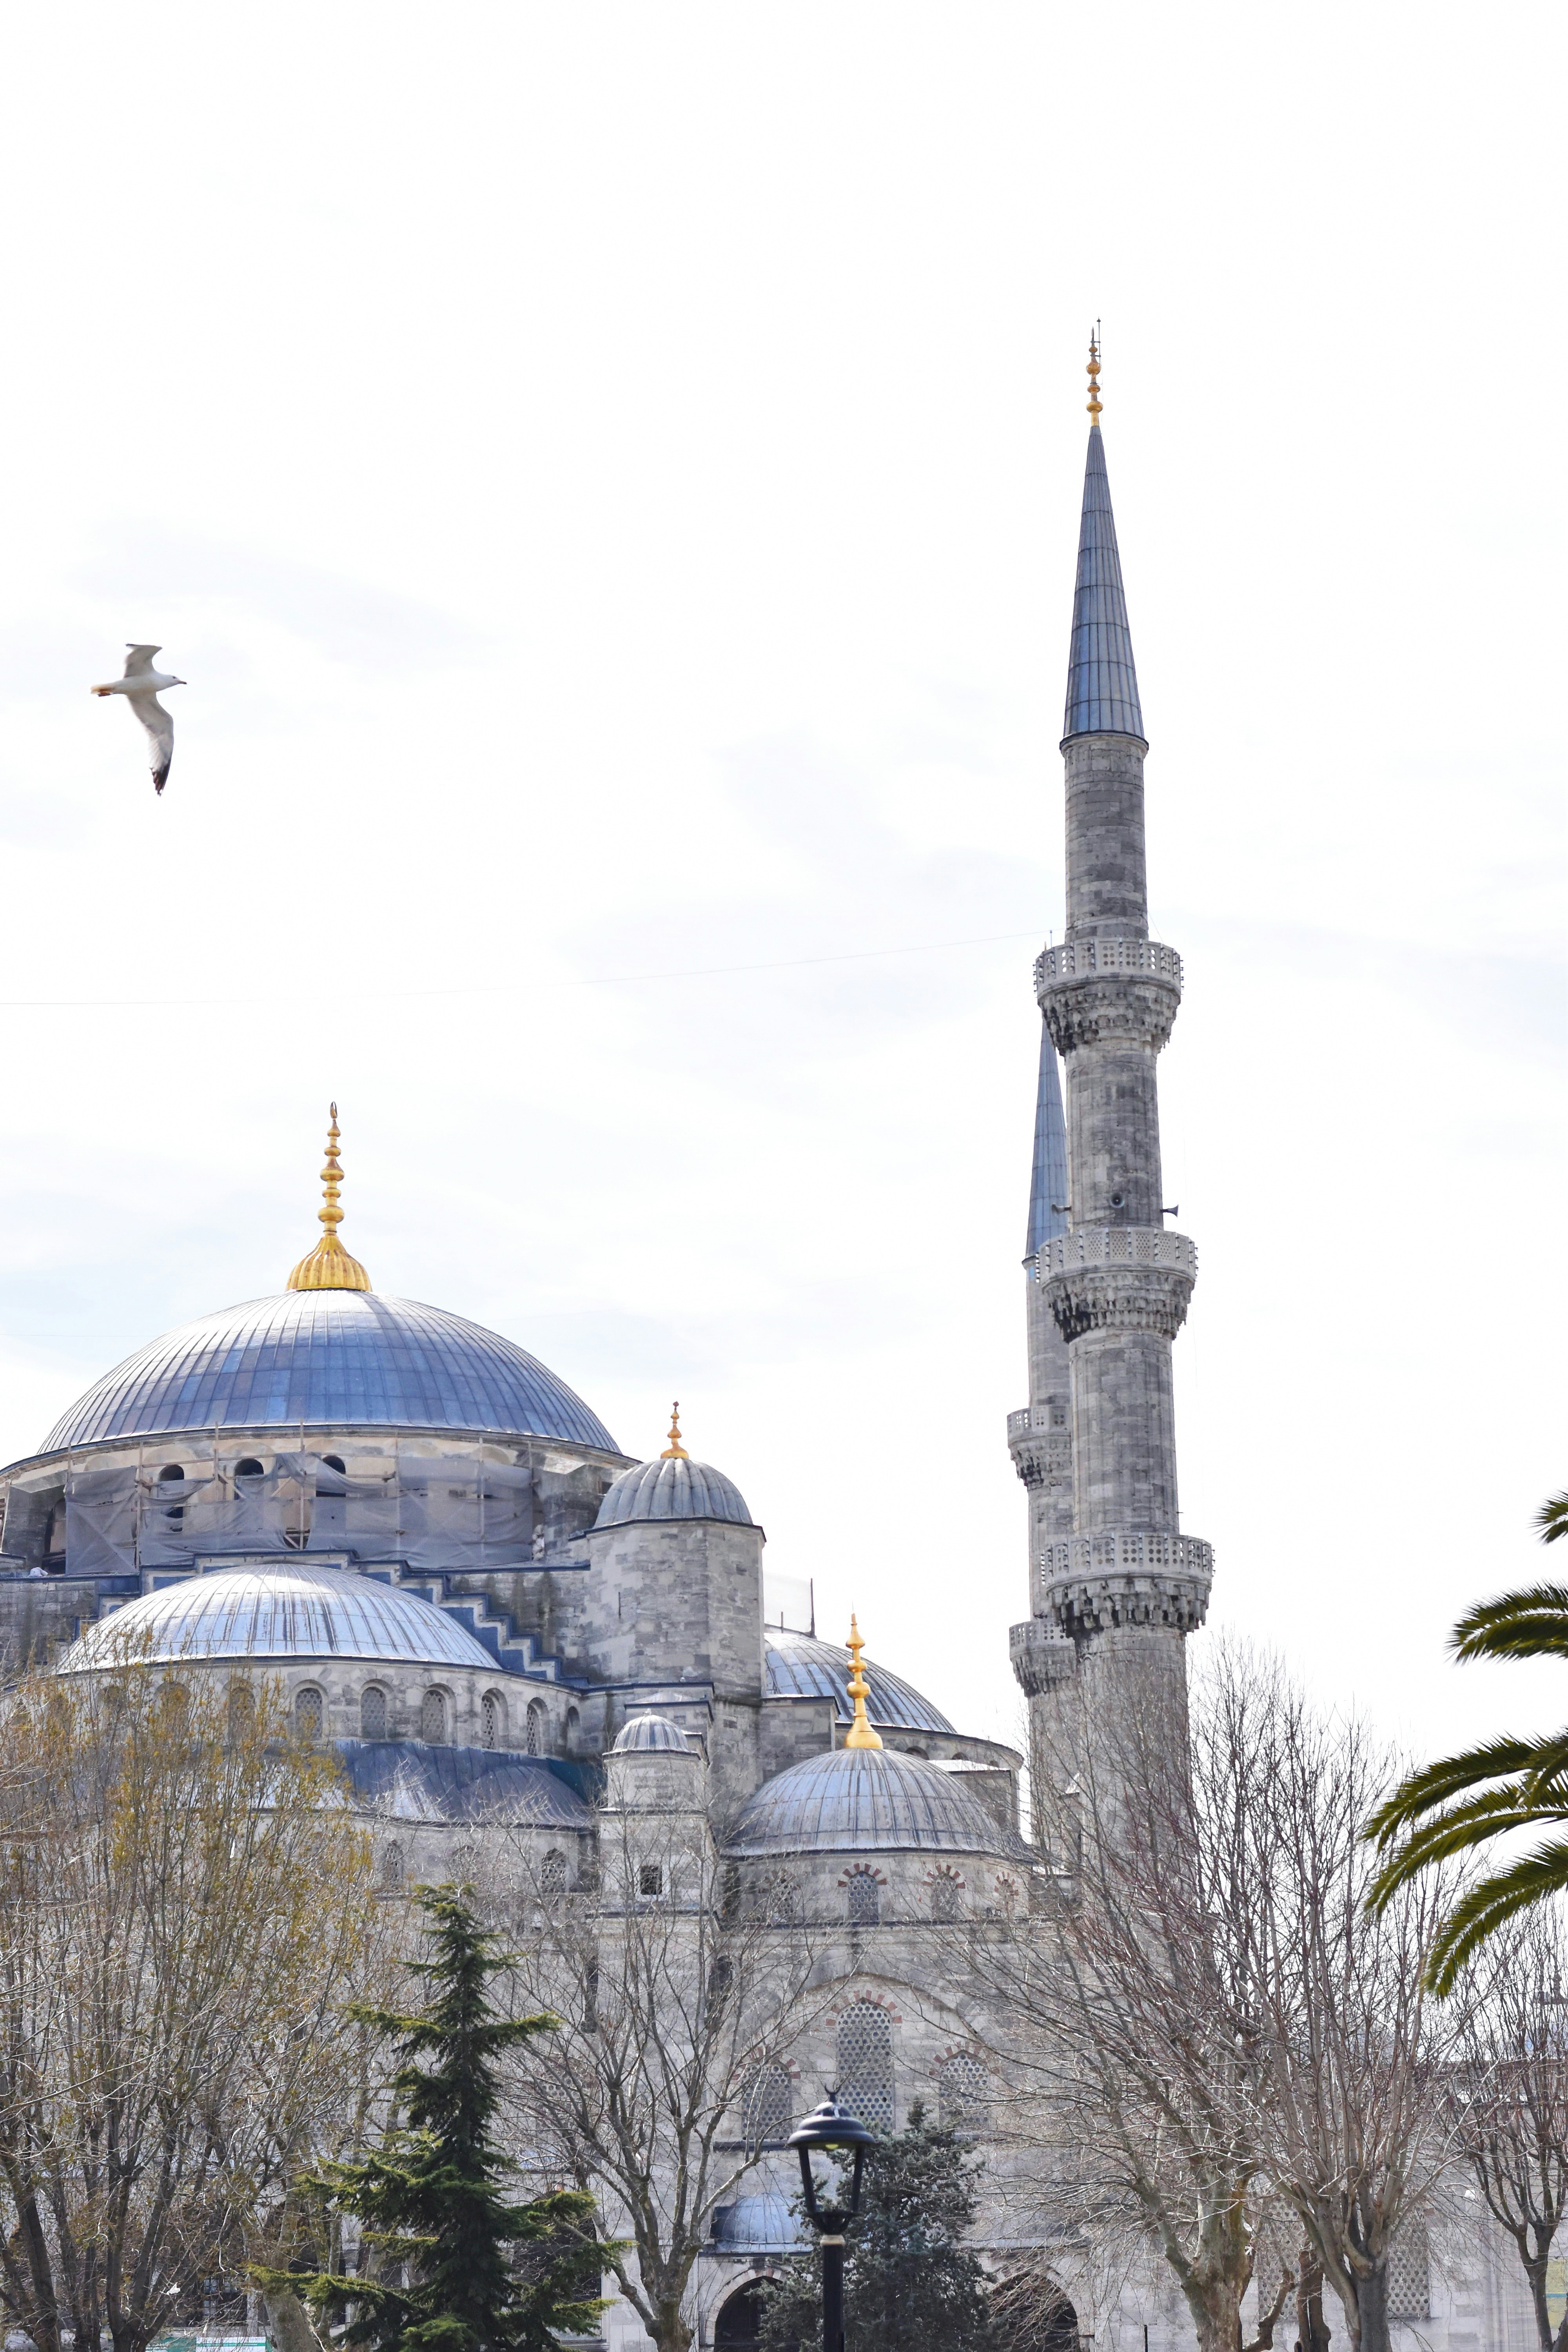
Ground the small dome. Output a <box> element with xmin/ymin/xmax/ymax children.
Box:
<box><xmin>726</xmin><ymin>1745</ymin><xmax>1029</xmax><ymax>1860</ymax></box>
<box><xmin>594</xmin><ymin>1454</ymin><xmax>752</xmax><ymax>1530</ymax></box>
<box><xmin>56</xmin><ymin>1564</ymin><xmax>498</xmax><ymax>1673</ymax></box>
<box><xmin>39</xmin><ymin>1291</ymin><xmax>618</xmax><ymax>1455</ymax></box>
<box><xmin>765</xmin><ymin>1628</ymin><xmax>955</xmax><ymax>1735</ymax></box>
<box><xmin>612</xmin><ymin>1712</ymin><xmax>691</xmax><ymax>1753</ymax></box>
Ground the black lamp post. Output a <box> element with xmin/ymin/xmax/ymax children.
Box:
<box><xmin>785</xmin><ymin>2096</ymin><xmax>877</xmax><ymax>2352</ymax></box>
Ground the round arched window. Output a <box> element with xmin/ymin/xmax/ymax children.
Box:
<box><xmin>361</xmin><ymin>1685</ymin><xmax>388</xmax><ymax>1741</ymax></box>
<box><xmin>481</xmin><ymin>1693</ymin><xmax>503</xmax><ymax>1750</ymax></box>
<box><xmin>420</xmin><ymin>1689</ymin><xmax>447</xmax><ymax>1744</ymax></box>
<box><xmin>379</xmin><ymin>1842</ymin><xmax>405</xmax><ymax>1891</ymax></box>
<box><xmin>525</xmin><ymin>1701</ymin><xmax>548</xmax><ymax>1756</ymax></box>
<box><xmin>294</xmin><ymin>1687</ymin><xmax>324</xmax><ymax>1742</ymax></box>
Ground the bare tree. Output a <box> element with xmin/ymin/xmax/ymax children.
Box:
<box><xmin>0</xmin><ymin>1650</ymin><xmax>384</xmax><ymax>2352</ymax></box>
<box><xmin>490</xmin><ymin>1806</ymin><xmax>828</xmax><ymax>2352</ymax></box>
<box><xmin>961</xmin><ymin>1647</ymin><xmax>1465</xmax><ymax>2352</ymax></box>
<box><xmin>1451</xmin><ymin>1909</ymin><xmax>1568</xmax><ymax>2351</ymax></box>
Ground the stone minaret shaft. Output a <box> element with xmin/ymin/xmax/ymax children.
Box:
<box><xmin>1011</xmin><ymin>345</ymin><xmax>1212</xmax><ymax>1746</ymax></box>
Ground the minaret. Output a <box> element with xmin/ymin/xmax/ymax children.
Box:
<box><xmin>1010</xmin><ymin>340</ymin><xmax>1212</xmax><ymax>1753</ymax></box>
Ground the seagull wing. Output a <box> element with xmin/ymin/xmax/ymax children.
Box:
<box><xmin>122</xmin><ymin>644</ymin><xmax>161</xmax><ymax>677</ymax></box>
<box><xmin>127</xmin><ymin>690</ymin><xmax>174</xmax><ymax>795</ymax></box>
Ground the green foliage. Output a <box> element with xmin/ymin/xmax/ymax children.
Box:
<box><xmin>1365</xmin><ymin>1505</ymin><xmax>1568</xmax><ymax>1991</ymax></box>
<box><xmin>757</xmin><ymin>2103</ymin><xmax>998</xmax><ymax>2352</ymax></box>
<box><xmin>264</xmin><ymin>1886</ymin><xmax>606</xmax><ymax>2352</ymax></box>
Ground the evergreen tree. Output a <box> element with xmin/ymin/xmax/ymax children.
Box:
<box><xmin>267</xmin><ymin>1886</ymin><xmax>607</xmax><ymax>2352</ymax></box>
<box><xmin>757</xmin><ymin>2102</ymin><xmax>998</xmax><ymax>2352</ymax></box>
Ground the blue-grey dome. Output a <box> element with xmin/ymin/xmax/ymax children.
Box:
<box><xmin>39</xmin><ymin>1291</ymin><xmax>618</xmax><ymax>1455</ymax></box>
<box><xmin>612</xmin><ymin>1712</ymin><xmax>691</xmax><ymax>1753</ymax></box>
<box><xmin>764</xmin><ymin>1630</ymin><xmax>954</xmax><ymax>1735</ymax></box>
<box><xmin>710</xmin><ymin>2196</ymin><xmax>807</xmax><ymax>2253</ymax></box>
<box><xmin>726</xmin><ymin>1745</ymin><xmax>1029</xmax><ymax>1860</ymax></box>
<box><xmin>594</xmin><ymin>1454</ymin><xmax>752</xmax><ymax>1530</ymax></box>
<box><xmin>335</xmin><ymin>1740</ymin><xmax>595</xmax><ymax>1827</ymax></box>
<box><xmin>56</xmin><ymin>1563</ymin><xmax>498</xmax><ymax>1673</ymax></box>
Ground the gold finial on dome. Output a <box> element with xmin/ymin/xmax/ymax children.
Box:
<box><xmin>287</xmin><ymin>1104</ymin><xmax>372</xmax><ymax>1292</ymax></box>
<box><xmin>843</xmin><ymin>1614</ymin><xmax>883</xmax><ymax>1751</ymax></box>
<box><xmin>661</xmin><ymin>1402</ymin><xmax>689</xmax><ymax>1459</ymax></box>
<box><xmin>1086</xmin><ymin>325</ymin><xmax>1103</xmax><ymax>422</ymax></box>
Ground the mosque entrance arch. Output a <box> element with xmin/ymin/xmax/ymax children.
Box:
<box><xmin>714</xmin><ymin>2279</ymin><xmax>769</xmax><ymax>2346</ymax></box>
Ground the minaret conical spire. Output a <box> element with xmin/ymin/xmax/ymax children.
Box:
<box><xmin>1062</xmin><ymin>336</ymin><xmax>1145</xmax><ymax>745</ymax></box>
<box><xmin>1024</xmin><ymin>1018</ymin><xmax>1069</xmax><ymax>1259</ymax></box>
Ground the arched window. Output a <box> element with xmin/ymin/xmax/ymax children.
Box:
<box><xmin>321</xmin><ymin>1454</ymin><xmax>346</xmax><ymax>1475</ymax></box>
<box><xmin>158</xmin><ymin>1462</ymin><xmax>186</xmax><ymax>1526</ymax></box>
<box><xmin>378</xmin><ymin>1842</ymin><xmax>405</xmax><ymax>1891</ymax></box>
<box><xmin>564</xmin><ymin>1705</ymin><xmax>580</xmax><ymax>1754</ymax></box>
<box><xmin>233</xmin><ymin>1457</ymin><xmax>265</xmax><ymax>1481</ymax></box>
<box><xmin>930</xmin><ymin>1867</ymin><xmax>963</xmax><ymax>1922</ymax></box>
<box><xmin>361</xmin><ymin>1685</ymin><xmax>388</xmax><ymax>1742</ymax></box>
<box><xmin>225</xmin><ymin>1682</ymin><xmax>254</xmax><ymax>1735</ymax></box>
<box><xmin>938</xmin><ymin>2054</ymin><xmax>987</xmax><ymax>2133</ymax></box>
<box><xmin>836</xmin><ymin>2000</ymin><xmax>894</xmax><ymax>2133</ymax></box>
<box><xmin>525</xmin><ymin>1700</ymin><xmax>547</xmax><ymax>1757</ymax></box>
<box><xmin>715</xmin><ymin>2283</ymin><xmax>766</xmax><ymax>2348</ymax></box>
<box><xmin>769</xmin><ymin>1872</ymin><xmax>802</xmax><ymax>1926</ymax></box>
<box><xmin>157</xmin><ymin>1681</ymin><xmax>189</xmax><ymax>1728</ymax></box>
<box><xmin>742</xmin><ymin>2062</ymin><xmax>794</xmax><ymax>2146</ymax></box>
<box><xmin>996</xmin><ymin>1873</ymin><xmax>1020</xmax><ymax>1919</ymax></box>
<box><xmin>294</xmin><ymin>1686</ymin><xmax>324</xmax><ymax>1742</ymax></box>
<box><xmin>846</xmin><ymin>1867</ymin><xmax>880</xmax><ymax>1927</ymax></box>
<box><xmin>420</xmin><ymin>1689</ymin><xmax>447</xmax><ymax>1744</ymax></box>
<box><xmin>481</xmin><ymin>1692</ymin><xmax>503</xmax><ymax>1751</ymax></box>
<box><xmin>539</xmin><ymin>1849</ymin><xmax>568</xmax><ymax>1897</ymax></box>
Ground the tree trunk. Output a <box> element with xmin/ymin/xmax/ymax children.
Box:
<box><xmin>1352</xmin><ymin>2263</ymin><xmax>1390</xmax><ymax>2352</ymax></box>
<box><xmin>1180</xmin><ymin>2268</ymin><xmax>1248</xmax><ymax>2352</ymax></box>
<box><xmin>260</xmin><ymin>2288</ymin><xmax>320</xmax><ymax>2352</ymax></box>
<box><xmin>1296</xmin><ymin>2249</ymin><xmax>1332</xmax><ymax>2352</ymax></box>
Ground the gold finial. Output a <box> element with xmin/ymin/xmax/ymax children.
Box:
<box><xmin>287</xmin><ymin>1104</ymin><xmax>372</xmax><ymax>1292</ymax></box>
<box><xmin>661</xmin><ymin>1401</ymin><xmax>689</xmax><ymax>1459</ymax></box>
<box><xmin>1086</xmin><ymin>325</ymin><xmax>1103</xmax><ymax>423</ymax></box>
<box><xmin>843</xmin><ymin>1613</ymin><xmax>883</xmax><ymax>1751</ymax></box>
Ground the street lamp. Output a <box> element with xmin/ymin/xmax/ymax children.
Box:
<box><xmin>785</xmin><ymin>2096</ymin><xmax>877</xmax><ymax>2352</ymax></box>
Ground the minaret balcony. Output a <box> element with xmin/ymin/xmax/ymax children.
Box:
<box><xmin>1038</xmin><ymin>1225</ymin><xmax>1197</xmax><ymax>1342</ymax></box>
<box><xmin>1009</xmin><ymin>1616</ymin><xmax>1077</xmax><ymax>1696</ymax></box>
<box><xmin>1039</xmin><ymin>1528</ymin><xmax>1214</xmax><ymax>1638</ymax></box>
<box><xmin>1036</xmin><ymin>936</ymin><xmax>1182</xmax><ymax>1053</ymax></box>
<box><xmin>1006</xmin><ymin>1408</ymin><xmax>1072</xmax><ymax>1491</ymax></box>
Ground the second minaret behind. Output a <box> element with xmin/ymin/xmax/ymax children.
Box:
<box><xmin>1011</xmin><ymin>342</ymin><xmax>1212</xmax><ymax>1761</ymax></box>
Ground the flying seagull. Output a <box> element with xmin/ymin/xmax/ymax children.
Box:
<box><xmin>90</xmin><ymin>644</ymin><xmax>185</xmax><ymax>795</ymax></box>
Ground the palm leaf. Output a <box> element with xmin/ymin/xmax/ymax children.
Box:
<box><xmin>1451</xmin><ymin>1583</ymin><xmax>1568</xmax><ymax>1662</ymax></box>
<box><xmin>1538</xmin><ymin>1492</ymin><xmax>1568</xmax><ymax>1545</ymax></box>
<box><xmin>1425</xmin><ymin>1838</ymin><xmax>1568</xmax><ymax>1994</ymax></box>
<box><xmin>1364</xmin><ymin>1733</ymin><xmax>1568</xmax><ymax>1844</ymax></box>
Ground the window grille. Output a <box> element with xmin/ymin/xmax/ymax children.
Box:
<box><xmin>846</xmin><ymin>1868</ymin><xmax>880</xmax><ymax>1926</ymax></box>
<box><xmin>526</xmin><ymin>1701</ymin><xmax>546</xmax><ymax>1756</ymax></box>
<box><xmin>294</xmin><ymin>1686</ymin><xmax>323</xmax><ymax>1741</ymax></box>
<box><xmin>743</xmin><ymin>2062</ymin><xmax>794</xmax><ymax>2145</ymax></box>
<box><xmin>361</xmin><ymin>1685</ymin><xmax>388</xmax><ymax>1741</ymax></box>
<box><xmin>639</xmin><ymin>1862</ymin><xmax>664</xmax><ymax>1898</ymax></box>
<box><xmin>379</xmin><ymin>1842</ymin><xmax>404</xmax><ymax>1891</ymax></box>
<box><xmin>930</xmin><ymin>1869</ymin><xmax>962</xmax><ymax>1922</ymax></box>
<box><xmin>226</xmin><ymin>1681</ymin><xmax>253</xmax><ymax>1732</ymax></box>
<box><xmin>770</xmin><ymin>1872</ymin><xmax>802</xmax><ymax>1925</ymax></box>
<box><xmin>938</xmin><ymin>2054</ymin><xmax>987</xmax><ymax>2132</ymax></box>
<box><xmin>539</xmin><ymin>1849</ymin><xmax>568</xmax><ymax>1896</ymax></box>
<box><xmin>1386</xmin><ymin>2224</ymin><xmax>1430</xmax><ymax>2320</ymax></box>
<box><xmin>421</xmin><ymin>1689</ymin><xmax>447</xmax><ymax>1744</ymax></box>
<box><xmin>836</xmin><ymin>2000</ymin><xmax>894</xmax><ymax>2132</ymax></box>
<box><xmin>481</xmin><ymin>1692</ymin><xmax>502</xmax><ymax>1750</ymax></box>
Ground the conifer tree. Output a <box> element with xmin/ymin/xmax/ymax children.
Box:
<box><xmin>272</xmin><ymin>1886</ymin><xmax>606</xmax><ymax>2352</ymax></box>
<box><xmin>757</xmin><ymin>2102</ymin><xmax>998</xmax><ymax>2352</ymax></box>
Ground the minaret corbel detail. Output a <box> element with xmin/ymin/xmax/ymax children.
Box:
<box><xmin>1011</xmin><ymin>339</ymin><xmax>1212</xmax><ymax>1722</ymax></box>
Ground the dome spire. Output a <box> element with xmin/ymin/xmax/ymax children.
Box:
<box><xmin>842</xmin><ymin>1614</ymin><xmax>883</xmax><ymax>1751</ymax></box>
<box><xmin>1062</xmin><ymin>329</ymin><xmax>1145</xmax><ymax>744</ymax></box>
<box><xmin>661</xmin><ymin>1401</ymin><xmax>688</xmax><ymax>1459</ymax></box>
<box><xmin>287</xmin><ymin>1104</ymin><xmax>372</xmax><ymax>1292</ymax></box>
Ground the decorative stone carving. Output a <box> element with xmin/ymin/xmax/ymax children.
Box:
<box><xmin>1035</xmin><ymin>937</ymin><xmax>1183</xmax><ymax>1054</ymax></box>
<box><xmin>1038</xmin><ymin>1527</ymin><xmax>1213</xmax><ymax>1639</ymax></box>
<box><xmin>1009</xmin><ymin>1617</ymin><xmax>1078</xmax><ymax>1696</ymax></box>
<box><xmin>1039</xmin><ymin>1228</ymin><xmax>1196</xmax><ymax>1342</ymax></box>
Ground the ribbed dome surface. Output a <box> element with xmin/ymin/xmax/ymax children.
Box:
<box><xmin>726</xmin><ymin>1746</ymin><xmax>1027</xmax><ymax>1859</ymax></box>
<box><xmin>40</xmin><ymin>1292</ymin><xmax>617</xmax><ymax>1454</ymax></box>
<box><xmin>594</xmin><ymin>1454</ymin><xmax>752</xmax><ymax>1529</ymax></box>
<box><xmin>57</xmin><ymin>1564</ymin><xmax>498</xmax><ymax>1672</ymax></box>
<box><xmin>612</xmin><ymin>1713</ymin><xmax>691</xmax><ymax>1753</ymax></box>
<box><xmin>764</xmin><ymin>1630</ymin><xmax>954</xmax><ymax>1734</ymax></box>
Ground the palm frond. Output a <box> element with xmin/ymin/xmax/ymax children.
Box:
<box><xmin>1364</xmin><ymin>1733</ymin><xmax>1568</xmax><ymax>1845</ymax></box>
<box><xmin>1425</xmin><ymin>1838</ymin><xmax>1568</xmax><ymax>1995</ymax></box>
<box><xmin>1537</xmin><ymin>1492</ymin><xmax>1568</xmax><ymax>1545</ymax></box>
<box><xmin>1451</xmin><ymin>1584</ymin><xmax>1568</xmax><ymax>1662</ymax></box>
<box><xmin>1365</xmin><ymin>1789</ymin><xmax>1568</xmax><ymax>1913</ymax></box>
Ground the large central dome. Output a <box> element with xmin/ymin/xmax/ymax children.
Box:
<box><xmin>41</xmin><ymin>1291</ymin><xmax>619</xmax><ymax>1455</ymax></box>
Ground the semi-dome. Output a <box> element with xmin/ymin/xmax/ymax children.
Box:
<box><xmin>594</xmin><ymin>1453</ymin><xmax>752</xmax><ymax>1531</ymax></box>
<box><xmin>56</xmin><ymin>1563</ymin><xmax>499</xmax><ymax>1673</ymax></box>
<box><xmin>612</xmin><ymin>1713</ymin><xmax>691</xmax><ymax>1753</ymax></box>
<box><xmin>764</xmin><ymin>1628</ymin><xmax>955</xmax><ymax>1735</ymax></box>
<box><xmin>725</xmin><ymin>1744</ymin><xmax>1029</xmax><ymax>1860</ymax></box>
<box><xmin>40</xmin><ymin>1291</ymin><xmax>618</xmax><ymax>1455</ymax></box>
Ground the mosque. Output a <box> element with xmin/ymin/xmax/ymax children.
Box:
<box><xmin>0</xmin><ymin>352</ymin><xmax>1523</xmax><ymax>2352</ymax></box>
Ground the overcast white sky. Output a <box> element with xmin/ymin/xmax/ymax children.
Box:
<box><xmin>0</xmin><ymin>2</ymin><xmax>1561</xmax><ymax>1765</ymax></box>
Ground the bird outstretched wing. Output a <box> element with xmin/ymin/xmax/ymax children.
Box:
<box><xmin>122</xmin><ymin>644</ymin><xmax>161</xmax><ymax>677</ymax></box>
<box><xmin>129</xmin><ymin>691</ymin><xmax>174</xmax><ymax>795</ymax></box>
